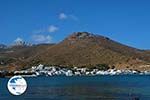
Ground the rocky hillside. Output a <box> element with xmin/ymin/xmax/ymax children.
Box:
<box><xmin>27</xmin><ymin>32</ymin><xmax>150</xmax><ymax>70</ymax></box>
<box><xmin>0</xmin><ymin>32</ymin><xmax>150</xmax><ymax>71</ymax></box>
<box><xmin>0</xmin><ymin>44</ymin><xmax>54</xmax><ymax>70</ymax></box>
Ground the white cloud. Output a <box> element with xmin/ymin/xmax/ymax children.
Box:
<box><xmin>32</xmin><ymin>34</ymin><xmax>52</xmax><ymax>43</ymax></box>
<box><xmin>33</xmin><ymin>25</ymin><xmax>59</xmax><ymax>34</ymax></box>
<box><xmin>59</xmin><ymin>13</ymin><xmax>68</xmax><ymax>20</ymax></box>
<box><xmin>58</xmin><ymin>12</ymin><xmax>78</xmax><ymax>21</ymax></box>
<box><xmin>13</xmin><ymin>37</ymin><xmax>25</xmax><ymax>46</ymax></box>
<box><xmin>48</xmin><ymin>25</ymin><xmax>59</xmax><ymax>33</ymax></box>
<box><xmin>14</xmin><ymin>37</ymin><xmax>24</xmax><ymax>43</ymax></box>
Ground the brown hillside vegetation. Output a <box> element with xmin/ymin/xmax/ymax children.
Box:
<box><xmin>0</xmin><ymin>32</ymin><xmax>150</xmax><ymax>71</ymax></box>
<box><xmin>27</xmin><ymin>32</ymin><xmax>150</xmax><ymax>70</ymax></box>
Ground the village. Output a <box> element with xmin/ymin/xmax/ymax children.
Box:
<box><xmin>0</xmin><ymin>64</ymin><xmax>149</xmax><ymax>77</ymax></box>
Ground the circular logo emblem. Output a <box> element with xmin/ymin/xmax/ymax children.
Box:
<box><xmin>7</xmin><ymin>75</ymin><xmax>27</xmax><ymax>95</ymax></box>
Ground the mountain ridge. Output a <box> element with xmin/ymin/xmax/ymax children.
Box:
<box><xmin>0</xmin><ymin>32</ymin><xmax>149</xmax><ymax>71</ymax></box>
<box><xmin>25</xmin><ymin>32</ymin><xmax>150</xmax><ymax>70</ymax></box>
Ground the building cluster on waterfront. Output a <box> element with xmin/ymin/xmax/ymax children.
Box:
<box><xmin>7</xmin><ymin>64</ymin><xmax>150</xmax><ymax>77</ymax></box>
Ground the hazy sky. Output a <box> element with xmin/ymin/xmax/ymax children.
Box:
<box><xmin>0</xmin><ymin>0</ymin><xmax>150</xmax><ymax>49</ymax></box>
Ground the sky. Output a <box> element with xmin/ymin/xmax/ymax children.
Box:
<box><xmin>0</xmin><ymin>0</ymin><xmax>150</xmax><ymax>49</ymax></box>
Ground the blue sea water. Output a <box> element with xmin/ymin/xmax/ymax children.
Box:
<box><xmin>0</xmin><ymin>75</ymin><xmax>150</xmax><ymax>100</ymax></box>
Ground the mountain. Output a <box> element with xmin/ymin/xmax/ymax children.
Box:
<box><xmin>0</xmin><ymin>44</ymin><xmax>54</xmax><ymax>70</ymax></box>
<box><xmin>0</xmin><ymin>32</ymin><xmax>150</xmax><ymax>71</ymax></box>
<box><xmin>26</xmin><ymin>32</ymin><xmax>150</xmax><ymax>70</ymax></box>
<box><xmin>0</xmin><ymin>44</ymin><xmax>7</xmax><ymax>49</ymax></box>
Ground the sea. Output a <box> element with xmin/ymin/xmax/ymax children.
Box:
<box><xmin>0</xmin><ymin>75</ymin><xmax>150</xmax><ymax>100</ymax></box>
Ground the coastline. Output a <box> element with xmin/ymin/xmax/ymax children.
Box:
<box><xmin>1</xmin><ymin>64</ymin><xmax>150</xmax><ymax>78</ymax></box>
